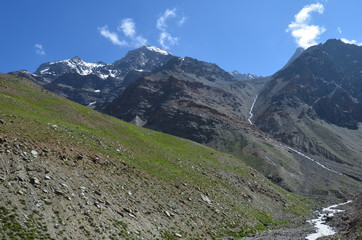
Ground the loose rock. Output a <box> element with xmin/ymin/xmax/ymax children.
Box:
<box><xmin>30</xmin><ymin>177</ymin><xmax>40</xmax><ymax>185</ymax></box>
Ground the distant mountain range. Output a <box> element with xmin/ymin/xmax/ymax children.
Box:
<box><xmin>10</xmin><ymin>46</ymin><xmax>257</xmax><ymax>109</ymax></box>
<box><xmin>11</xmin><ymin>46</ymin><xmax>174</xmax><ymax>107</ymax></box>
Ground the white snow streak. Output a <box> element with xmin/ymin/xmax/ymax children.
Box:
<box><xmin>285</xmin><ymin>146</ymin><xmax>343</xmax><ymax>175</ymax></box>
<box><xmin>248</xmin><ymin>95</ymin><xmax>258</xmax><ymax>125</ymax></box>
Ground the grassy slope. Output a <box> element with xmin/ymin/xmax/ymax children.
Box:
<box><xmin>0</xmin><ymin>74</ymin><xmax>311</xmax><ymax>239</ymax></box>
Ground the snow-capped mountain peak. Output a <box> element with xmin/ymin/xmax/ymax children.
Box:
<box><xmin>36</xmin><ymin>57</ymin><xmax>109</xmax><ymax>77</ymax></box>
<box><xmin>33</xmin><ymin>45</ymin><xmax>175</xmax><ymax>84</ymax></box>
<box><xmin>230</xmin><ymin>70</ymin><xmax>260</xmax><ymax>81</ymax></box>
<box><xmin>144</xmin><ymin>45</ymin><xmax>171</xmax><ymax>55</ymax></box>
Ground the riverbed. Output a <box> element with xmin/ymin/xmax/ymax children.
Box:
<box><xmin>305</xmin><ymin>200</ymin><xmax>352</xmax><ymax>240</ymax></box>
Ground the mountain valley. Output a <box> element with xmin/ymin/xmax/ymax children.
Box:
<box><xmin>3</xmin><ymin>39</ymin><xmax>362</xmax><ymax>239</ymax></box>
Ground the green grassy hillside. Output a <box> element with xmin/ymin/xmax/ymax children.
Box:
<box><xmin>0</xmin><ymin>74</ymin><xmax>311</xmax><ymax>239</ymax></box>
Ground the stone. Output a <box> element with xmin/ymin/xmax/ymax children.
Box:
<box><xmin>44</xmin><ymin>175</ymin><xmax>51</xmax><ymax>180</ymax></box>
<box><xmin>164</xmin><ymin>210</ymin><xmax>171</xmax><ymax>218</ymax></box>
<box><xmin>54</xmin><ymin>189</ymin><xmax>64</xmax><ymax>196</ymax></box>
<box><xmin>31</xmin><ymin>150</ymin><xmax>38</xmax><ymax>158</ymax></box>
<box><xmin>201</xmin><ymin>194</ymin><xmax>212</xmax><ymax>204</ymax></box>
<box><xmin>0</xmin><ymin>119</ymin><xmax>6</xmax><ymax>124</ymax></box>
<box><xmin>30</xmin><ymin>177</ymin><xmax>40</xmax><ymax>185</ymax></box>
<box><xmin>17</xmin><ymin>189</ymin><xmax>25</xmax><ymax>195</ymax></box>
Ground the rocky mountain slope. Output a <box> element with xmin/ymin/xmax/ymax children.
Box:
<box><xmin>103</xmin><ymin>56</ymin><xmax>260</xmax><ymax>153</ymax></box>
<box><xmin>0</xmin><ymin>73</ymin><xmax>312</xmax><ymax>239</ymax></box>
<box><xmin>4</xmin><ymin>39</ymin><xmax>362</xmax><ymax>238</ymax></box>
<box><xmin>102</xmin><ymin>46</ymin><xmax>362</xmax><ymax>200</ymax></box>
<box><xmin>230</xmin><ymin>70</ymin><xmax>260</xmax><ymax>81</ymax></box>
<box><xmin>11</xmin><ymin>42</ymin><xmax>362</xmax><ymax>200</ymax></box>
<box><xmin>252</xmin><ymin>40</ymin><xmax>362</xmax><ymax>182</ymax></box>
<box><xmin>10</xmin><ymin>46</ymin><xmax>174</xmax><ymax>108</ymax></box>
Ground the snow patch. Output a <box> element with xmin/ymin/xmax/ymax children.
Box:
<box><xmin>40</xmin><ymin>68</ymin><xmax>50</xmax><ymax>74</ymax></box>
<box><xmin>145</xmin><ymin>46</ymin><xmax>170</xmax><ymax>55</ymax></box>
<box><xmin>87</xmin><ymin>101</ymin><xmax>97</xmax><ymax>107</ymax></box>
<box><xmin>248</xmin><ymin>95</ymin><xmax>258</xmax><ymax>125</ymax></box>
<box><xmin>285</xmin><ymin>146</ymin><xmax>343</xmax><ymax>175</ymax></box>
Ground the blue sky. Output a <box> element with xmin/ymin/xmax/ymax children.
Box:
<box><xmin>1</xmin><ymin>0</ymin><xmax>362</xmax><ymax>76</ymax></box>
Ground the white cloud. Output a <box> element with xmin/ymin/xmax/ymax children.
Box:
<box><xmin>34</xmin><ymin>44</ymin><xmax>46</xmax><ymax>56</ymax></box>
<box><xmin>134</xmin><ymin>36</ymin><xmax>148</xmax><ymax>47</ymax></box>
<box><xmin>341</xmin><ymin>38</ymin><xmax>362</xmax><ymax>46</ymax></box>
<box><xmin>98</xmin><ymin>25</ymin><xmax>128</xmax><ymax>46</ymax></box>
<box><xmin>99</xmin><ymin>20</ymin><xmax>148</xmax><ymax>48</ymax></box>
<box><xmin>119</xmin><ymin>18</ymin><xmax>136</xmax><ymax>37</ymax></box>
<box><xmin>286</xmin><ymin>3</ymin><xmax>326</xmax><ymax>49</ymax></box>
<box><xmin>156</xmin><ymin>8</ymin><xmax>185</xmax><ymax>50</ymax></box>
<box><xmin>178</xmin><ymin>16</ymin><xmax>187</xmax><ymax>26</ymax></box>
<box><xmin>157</xmin><ymin>8</ymin><xmax>177</xmax><ymax>31</ymax></box>
<box><xmin>337</xmin><ymin>26</ymin><xmax>342</xmax><ymax>34</ymax></box>
<box><xmin>159</xmin><ymin>32</ymin><xmax>179</xmax><ymax>49</ymax></box>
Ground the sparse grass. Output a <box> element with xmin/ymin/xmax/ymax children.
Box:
<box><xmin>0</xmin><ymin>205</ymin><xmax>54</xmax><ymax>240</ymax></box>
<box><xmin>0</xmin><ymin>74</ymin><xmax>313</xmax><ymax>238</ymax></box>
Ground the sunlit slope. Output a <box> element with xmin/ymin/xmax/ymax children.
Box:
<box><xmin>0</xmin><ymin>73</ymin><xmax>310</xmax><ymax>239</ymax></box>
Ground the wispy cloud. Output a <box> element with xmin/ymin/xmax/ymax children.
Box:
<box><xmin>159</xmin><ymin>32</ymin><xmax>179</xmax><ymax>50</ymax></box>
<box><xmin>178</xmin><ymin>16</ymin><xmax>187</xmax><ymax>27</ymax></box>
<box><xmin>99</xmin><ymin>9</ymin><xmax>185</xmax><ymax>50</ymax></box>
<box><xmin>157</xmin><ymin>8</ymin><xmax>183</xmax><ymax>49</ymax></box>
<box><xmin>286</xmin><ymin>3</ymin><xmax>326</xmax><ymax>49</ymax></box>
<box><xmin>98</xmin><ymin>26</ymin><xmax>128</xmax><ymax>46</ymax></box>
<box><xmin>157</xmin><ymin>8</ymin><xmax>177</xmax><ymax>31</ymax></box>
<box><xmin>99</xmin><ymin>19</ymin><xmax>147</xmax><ymax>48</ymax></box>
<box><xmin>134</xmin><ymin>36</ymin><xmax>148</xmax><ymax>47</ymax></box>
<box><xmin>119</xmin><ymin>18</ymin><xmax>136</xmax><ymax>38</ymax></box>
<box><xmin>341</xmin><ymin>38</ymin><xmax>362</xmax><ymax>46</ymax></box>
<box><xmin>337</xmin><ymin>26</ymin><xmax>342</xmax><ymax>34</ymax></box>
<box><xmin>34</xmin><ymin>44</ymin><xmax>46</xmax><ymax>56</ymax></box>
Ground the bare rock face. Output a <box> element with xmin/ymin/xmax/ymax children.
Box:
<box><xmin>254</xmin><ymin>39</ymin><xmax>362</xmax><ymax>159</ymax></box>
<box><xmin>104</xmin><ymin>57</ymin><xmax>257</xmax><ymax>153</ymax></box>
<box><xmin>256</xmin><ymin>39</ymin><xmax>362</xmax><ymax>131</ymax></box>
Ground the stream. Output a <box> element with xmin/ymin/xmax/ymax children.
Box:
<box><xmin>305</xmin><ymin>200</ymin><xmax>352</xmax><ymax>240</ymax></box>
